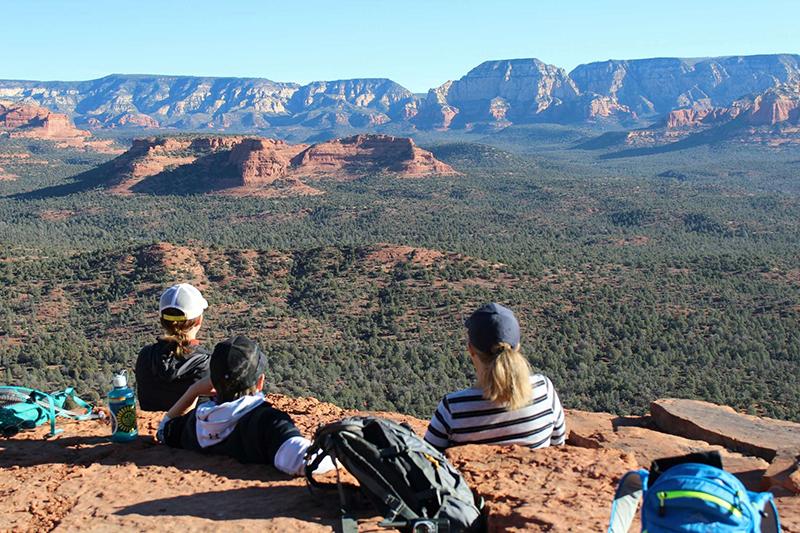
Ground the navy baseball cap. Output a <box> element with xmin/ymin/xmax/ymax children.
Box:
<box><xmin>210</xmin><ymin>335</ymin><xmax>266</xmax><ymax>395</ymax></box>
<box><xmin>465</xmin><ymin>303</ymin><xmax>521</xmax><ymax>354</ymax></box>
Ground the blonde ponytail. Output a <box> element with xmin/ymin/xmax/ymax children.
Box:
<box><xmin>159</xmin><ymin>307</ymin><xmax>201</xmax><ymax>357</ymax></box>
<box><xmin>475</xmin><ymin>342</ymin><xmax>532</xmax><ymax>410</ymax></box>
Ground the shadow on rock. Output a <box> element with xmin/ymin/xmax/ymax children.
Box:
<box><xmin>0</xmin><ymin>433</ymin><xmax>292</xmax><ymax>483</ymax></box>
<box><xmin>114</xmin><ymin>486</ymin><xmax>339</xmax><ymax>526</ymax></box>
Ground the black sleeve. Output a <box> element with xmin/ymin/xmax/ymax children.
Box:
<box><xmin>232</xmin><ymin>406</ymin><xmax>302</xmax><ymax>465</ymax></box>
<box><xmin>257</xmin><ymin>407</ymin><xmax>302</xmax><ymax>464</ymax></box>
<box><xmin>162</xmin><ymin>411</ymin><xmax>193</xmax><ymax>449</ymax></box>
<box><xmin>134</xmin><ymin>345</ymin><xmax>156</xmax><ymax>411</ymax></box>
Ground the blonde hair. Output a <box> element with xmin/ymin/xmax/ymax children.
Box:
<box><xmin>158</xmin><ymin>307</ymin><xmax>202</xmax><ymax>357</ymax></box>
<box><xmin>473</xmin><ymin>342</ymin><xmax>532</xmax><ymax>410</ymax></box>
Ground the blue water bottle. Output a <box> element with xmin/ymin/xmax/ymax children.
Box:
<box><xmin>108</xmin><ymin>370</ymin><xmax>138</xmax><ymax>442</ymax></box>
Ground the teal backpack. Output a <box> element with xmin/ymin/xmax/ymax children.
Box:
<box><xmin>608</xmin><ymin>452</ymin><xmax>781</xmax><ymax>532</ymax></box>
<box><xmin>0</xmin><ymin>385</ymin><xmax>99</xmax><ymax>437</ymax></box>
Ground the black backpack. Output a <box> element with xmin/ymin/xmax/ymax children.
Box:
<box><xmin>305</xmin><ymin>416</ymin><xmax>486</xmax><ymax>533</ymax></box>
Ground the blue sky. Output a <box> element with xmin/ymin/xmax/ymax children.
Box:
<box><xmin>3</xmin><ymin>0</ymin><xmax>799</xmax><ymax>92</ymax></box>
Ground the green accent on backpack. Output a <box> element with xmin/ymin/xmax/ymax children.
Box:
<box><xmin>0</xmin><ymin>386</ymin><xmax>98</xmax><ymax>437</ymax></box>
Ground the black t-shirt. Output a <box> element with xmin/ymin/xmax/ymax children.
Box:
<box><xmin>134</xmin><ymin>339</ymin><xmax>211</xmax><ymax>412</ymax></box>
<box><xmin>162</xmin><ymin>401</ymin><xmax>302</xmax><ymax>466</ymax></box>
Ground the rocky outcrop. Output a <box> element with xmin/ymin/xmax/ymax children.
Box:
<box><xmin>570</xmin><ymin>54</ymin><xmax>800</xmax><ymax>116</ymax></box>
<box><xmin>765</xmin><ymin>451</ymin><xmax>800</xmax><ymax>495</ymax></box>
<box><xmin>747</xmin><ymin>84</ymin><xmax>800</xmax><ymax>126</ymax></box>
<box><xmin>1</xmin><ymin>395</ymin><xmax>798</xmax><ymax>532</ymax></box>
<box><xmin>87</xmin><ymin>112</ymin><xmax>160</xmax><ymax>129</ymax></box>
<box><xmin>664</xmin><ymin>105</ymin><xmax>742</xmax><ymax>129</ymax></box>
<box><xmin>291</xmin><ymin>134</ymin><xmax>457</xmax><ymax>178</ymax></box>
<box><xmin>611</xmin><ymin>82</ymin><xmax>800</xmax><ymax>149</ymax></box>
<box><xmin>107</xmin><ymin>137</ymin><xmax>210</xmax><ymax>190</ymax></box>
<box><xmin>0</xmin><ymin>101</ymin><xmax>50</xmax><ymax>128</ymax></box>
<box><xmin>0</xmin><ymin>101</ymin><xmax>89</xmax><ymax>142</ymax></box>
<box><xmin>228</xmin><ymin>138</ymin><xmax>307</xmax><ymax>185</ymax></box>
<box><xmin>0</xmin><ymin>75</ymin><xmax>411</xmax><ymax>132</ymax></box>
<box><xmin>651</xmin><ymin>399</ymin><xmax>800</xmax><ymax>462</ymax></box>
<box><xmin>86</xmin><ymin>134</ymin><xmax>455</xmax><ymax>196</ymax></box>
<box><xmin>414</xmin><ymin>59</ymin><xmax>587</xmax><ymax>128</ymax></box>
<box><xmin>2</xmin><ymin>54</ymin><xmax>798</xmax><ymax>134</ymax></box>
<box><xmin>0</xmin><ymin>101</ymin><xmax>120</xmax><ymax>153</ymax></box>
<box><xmin>0</xmin><ymin>166</ymin><xmax>17</xmax><ymax>180</ymax></box>
<box><xmin>286</xmin><ymin>79</ymin><xmax>418</xmax><ymax>122</ymax></box>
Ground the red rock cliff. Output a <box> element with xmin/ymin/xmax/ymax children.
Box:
<box><xmin>291</xmin><ymin>134</ymin><xmax>457</xmax><ymax>178</ymax></box>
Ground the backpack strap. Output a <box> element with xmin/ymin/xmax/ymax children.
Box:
<box><xmin>28</xmin><ymin>389</ymin><xmax>61</xmax><ymax>437</ymax></box>
<box><xmin>55</xmin><ymin>388</ymin><xmax>98</xmax><ymax>421</ymax></box>
<box><xmin>305</xmin><ymin>424</ymin><xmax>420</xmax><ymax>528</ymax></box>
<box><xmin>749</xmin><ymin>491</ymin><xmax>782</xmax><ymax>533</ymax></box>
<box><xmin>0</xmin><ymin>386</ymin><xmax>99</xmax><ymax>437</ymax></box>
<box><xmin>763</xmin><ymin>498</ymin><xmax>781</xmax><ymax>533</ymax></box>
<box><xmin>607</xmin><ymin>469</ymin><xmax>648</xmax><ymax>533</ymax></box>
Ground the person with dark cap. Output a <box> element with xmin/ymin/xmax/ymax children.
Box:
<box><xmin>156</xmin><ymin>335</ymin><xmax>334</xmax><ymax>476</ymax></box>
<box><xmin>423</xmin><ymin>303</ymin><xmax>566</xmax><ymax>450</ymax></box>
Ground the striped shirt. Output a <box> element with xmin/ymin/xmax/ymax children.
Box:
<box><xmin>423</xmin><ymin>374</ymin><xmax>566</xmax><ymax>450</ymax></box>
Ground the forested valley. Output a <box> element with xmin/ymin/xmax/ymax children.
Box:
<box><xmin>1</xmin><ymin>134</ymin><xmax>798</xmax><ymax>421</ymax></box>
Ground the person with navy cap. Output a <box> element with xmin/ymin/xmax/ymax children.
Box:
<box><xmin>423</xmin><ymin>303</ymin><xmax>566</xmax><ymax>450</ymax></box>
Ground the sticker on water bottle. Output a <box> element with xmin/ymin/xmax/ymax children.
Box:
<box><xmin>115</xmin><ymin>405</ymin><xmax>137</xmax><ymax>434</ymax></box>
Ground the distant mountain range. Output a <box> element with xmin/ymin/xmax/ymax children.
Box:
<box><xmin>0</xmin><ymin>54</ymin><xmax>798</xmax><ymax>138</ymax></box>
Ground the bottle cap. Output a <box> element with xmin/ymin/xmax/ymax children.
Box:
<box><xmin>112</xmin><ymin>370</ymin><xmax>127</xmax><ymax>388</ymax></box>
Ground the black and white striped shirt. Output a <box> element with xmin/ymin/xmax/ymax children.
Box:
<box><xmin>423</xmin><ymin>374</ymin><xmax>566</xmax><ymax>450</ymax></box>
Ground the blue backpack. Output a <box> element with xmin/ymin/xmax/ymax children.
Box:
<box><xmin>608</xmin><ymin>460</ymin><xmax>781</xmax><ymax>532</ymax></box>
<box><xmin>0</xmin><ymin>385</ymin><xmax>99</xmax><ymax>437</ymax></box>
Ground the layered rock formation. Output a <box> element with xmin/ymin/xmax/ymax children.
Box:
<box><xmin>291</xmin><ymin>134</ymin><xmax>457</xmax><ymax>178</ymax></box>
<box><xmin>746</xmin><ymin>83</ymin><xmax>800</xmax><ymax>126</ymax></box>
<box><xmin>569</xmin><ymin>54</ymin><xmax>800</xmax><ymax>116</ymax></box>
<box><xmin>286</xmin><ymin>79</ymin><xmax>418</xmax><ymax>125</ymax></box>
<box><xmin>0</xmin><ymin>101</ymin><xmax>89</xmax><ymax>143</ymax></box>
<box><xmin>597</xmin><ymin>82</ymin><xmax>800</xmax><ymax>149</ymax></box>
<box><xmin>1</xmin><ymin>395</ymin><xmax>797</xmax><ymax>532</ymax></box>
<box><xmin>1</xmin><ymin>54</ymin><xmax>798</xmax><ymax>134</ymax></box>
<box><xmin>0</xmin><ymin>101</ymin><xmax>119</xmax><ymax>152</ymax></box>
<box><xmin>87</xmin><ymin>134</ymin><xmax>456</xmax><ymax>196</ymax></box>
<box><xmin>415</xmin><ymin>59</ymin><xmax>580</xmax><ymax>127</ymax></box>
<box><xmin>0</xmin><ymin>75</ymin><xmax>415</xmax><ymax>132</ymax></box>
<box><xmin>414</xmin><ymin>59</ymin><xmax>637</xmax><ymax>129</ymax></box>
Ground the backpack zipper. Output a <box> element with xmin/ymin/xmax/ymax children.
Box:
<box><xmin>656</xmin><ymin>490</ymin><xmax>743</xmax><ymax>518</ymax></box>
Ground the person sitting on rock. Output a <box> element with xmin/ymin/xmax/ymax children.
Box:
<box><xmin>156</xmin><ymin>335</ymin><xmax>334</xmax><ymax>477</ymax></box>
<box><xmin>424</xmin><ymin>303</ymin><xmax>566</xmax><ymax>450</ymax></box>
<box><xmin>135</xmin><ymin>283</ymin><xmax>212</xmax><ymax>412</ymax></box>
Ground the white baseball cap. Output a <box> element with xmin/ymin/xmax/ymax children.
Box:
<box><xmin>159</xmin><ymin>283</ymin><xmax>208</xmax><ymax>321</ymax></box>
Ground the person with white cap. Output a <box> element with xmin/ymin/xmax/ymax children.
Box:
<box><xmin>135</xmin><ymin>283</ymin><xmax>212</xmax><ymax>411</ymax></box>
<box><xmin>423</xmin><ymin>303</ymin><xmax>566</xmax><ymax>450</ymax></box>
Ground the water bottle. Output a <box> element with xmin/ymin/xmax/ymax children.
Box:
<box><xmin>108</xmin><ymin>370</ymin><xmax>138</xmax><ymax>442</ymax></box>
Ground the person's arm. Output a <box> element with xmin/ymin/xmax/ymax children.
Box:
<box><xmin>156</xmin><ymin>377</ymin><xmax>215</xmax><ymax>443</ymax></box>
<box><xmin>549</xmin><ymin>378</ymin><xmax>566</xmax><ymax>446</ymax></box>
<box><xmin>158</xmin><ymin>410</ymin><xmax>191</xmax><ymax>448</ymax></box>
<box><xmin>423</xmin><ymin>397</ymin><xmax>452</xmax><ymax>451</ymax></box>
<box><xmin>166</xmin><ymin>376</ymin><xmax>214</xmax><ymax>419</ymax></box>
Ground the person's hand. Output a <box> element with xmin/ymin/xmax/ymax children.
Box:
<box><xmin>156</xmin><ymin>414</ymin><xmax>171</xmax><ymax>444</ymax></box>
<box><xmin>95</xmin><ymin>406</ymin><xmax>111</xmax><ymax>425</ymax></box>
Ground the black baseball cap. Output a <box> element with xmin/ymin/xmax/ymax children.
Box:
<box><xmin>465</xmin><ymin>303</ymin><xmax>521</xmax><ymax>354</ymax></box>
<box><xmin>210</xmin><ymin>335</ymin><xmax>266</xmax><ymax>396</ymax></box>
